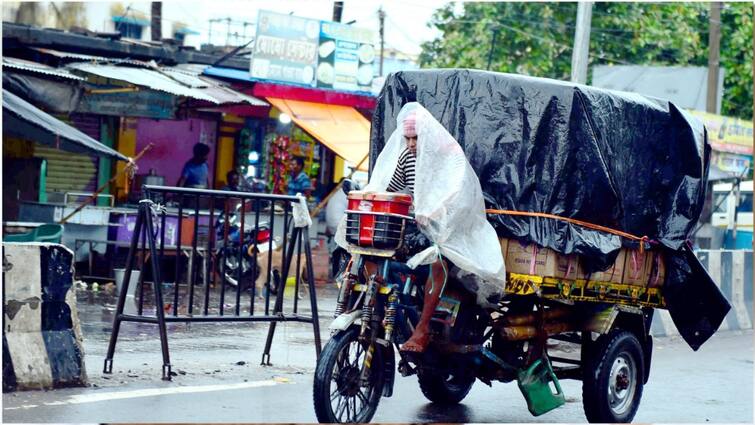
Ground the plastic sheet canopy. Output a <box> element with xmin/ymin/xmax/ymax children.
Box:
<box><xmin>368</xmin><ymin>69</ymin><xmax>730</xmax><ymax>351</ymax></box>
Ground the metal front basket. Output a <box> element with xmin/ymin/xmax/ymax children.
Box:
<box><xmin>345</xmin><ymin>211</ymin><xmax>409</xmax><ymax>250</ymax></box>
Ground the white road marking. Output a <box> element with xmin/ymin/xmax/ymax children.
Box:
<box><xmin>4</xmin><ymin>379</ymin><xmax>282</xmax><ymax>409</ymax></box>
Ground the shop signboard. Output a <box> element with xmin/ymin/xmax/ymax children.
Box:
<box><xmin>250</xmin><ymin>10</ymin><xmax>320</xmax><ymax>87</ymax></box>
<box><xmin>250</xmin><ymin>10</ymin><xmax>376</xmax><ymax>92</ymax></box>
<box><xmin>711</xmin><ymin>150</ymin><xmax>751</xmax><ymax>175</ymax></box>
<box><xmin>688</xmin><ymin>110</ymin><xmax>753</xmax><ymax>155</ymax></box>
<box><xmin>77</xmin><ymin>90</ymin><xmax>176</xmax><ymax>119</ymax></box>
<box><xmin>316</xmin><ymin>21</ymin><xmax>376</xmax><ymax>92</ymax></box>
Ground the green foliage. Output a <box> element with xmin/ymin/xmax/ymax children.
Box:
<box><xmin>420</xmin><ymin>2</ymin><xmax>753</xmax><ymax>119</ymax></box>
<box><xmin>719</xmin><ymin>3</ymin><xmax>753</xmax><ymax>119</ymax></box>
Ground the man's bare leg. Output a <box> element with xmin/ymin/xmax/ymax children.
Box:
<box><xmin>401</xmin><ymin>259</ymin><xmax>447</xmax><ymax>353</ymax></box>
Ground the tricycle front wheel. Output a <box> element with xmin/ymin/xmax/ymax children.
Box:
<box><xmin>313</xmin><ymin>327</ymin><xmax>385</xmax><ymax>423</ymax></box>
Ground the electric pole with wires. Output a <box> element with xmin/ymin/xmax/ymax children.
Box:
<box><xmin>570</xmin><ymin>1</ymin><xmax>593</xmax><ymax>84</ymax></box>
<box><xmin>706</xmin><ymin>2</ymin><xmax>723</xmax><ymax>114</ymax></box>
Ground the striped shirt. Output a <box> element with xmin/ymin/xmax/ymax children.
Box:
<box><xmin>387</xmin><ymin>148</ymin><xmax>416</xmax><ymax>194</ymax></box>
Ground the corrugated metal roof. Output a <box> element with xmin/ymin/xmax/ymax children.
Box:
<box><xmin>160</xmin><ymin>68</ymin><xmax>210</xmax><ymax>88</ymax></box>
<box><xmin>31</xmin><ymin>47</ymin><xmax>151</xmax><ymax>67</ymax></box>
<box><xmin>161</xmin><ymin>67</ymin><xmax>268</xmax><ymax>106</ymax></box>
<box><xmin>175</xmin><ymin>63</ymin><xmax>210</xmax><ymax>74</ymax></box>
<box><xmin>199</xmin><ymin>80</ymin><xmax>268</xmax><ymax>106</ymax></box>
<box><xmin>3</xmin><ymin>57</ymin><xmax>84</xmax><ymax>81</ymax></box>
<box><xmin>67</xmin><ymin>63</ymin><xmax>220</xmax><ymax>103</ymax></box>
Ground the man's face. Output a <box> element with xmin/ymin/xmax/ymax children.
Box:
<box><xmin>228</xmin><ymin>173</ymin><xmax>239</xmax><ymax>186</ymax></box>
<box><xmin>292</xmin><ymin>161</ymin><xmax>302</xmax><ymax>174</ymax></box>
<box><xmin>405</xmin><ymin>135</ymin><xmax>418</xmax><ymax>155</ymax></box>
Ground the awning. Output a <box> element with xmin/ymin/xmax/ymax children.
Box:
<box><xmin>67</xmin><ymin>63</ymin><xmax>219</xmax><ymax>103</ymax></box>
<box><xmin>2</xmin><ymin>89</ymin><xmax>128</xmax><ymax>161</ymax></box>
<box><xmin>266</xmin><ymin>97</ymin><xmax>370</xmax><ymax>170</ymax></box>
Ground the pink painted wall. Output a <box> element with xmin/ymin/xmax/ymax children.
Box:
<box><xmin>135</xmin><ymin>118</ymin><xmax>217</xmax><ymax>187</ymax></box>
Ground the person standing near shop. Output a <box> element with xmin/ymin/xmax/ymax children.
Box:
<box><xmin>177</xmin><ymin>143</ymin><xmax>211</xmax><ymax>189</ymax></box>
<box><xmin>287</xmin><ymin>157</ymin><xmax>312</xmax><ymax>198</ymax></box>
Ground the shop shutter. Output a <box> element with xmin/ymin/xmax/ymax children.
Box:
<box><xmin>34</xmin><ymin>114</ymin><xmax>100</xmax><ymax>196</ymax></box>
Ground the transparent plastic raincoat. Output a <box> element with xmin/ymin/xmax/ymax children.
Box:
<box><xmin>337</xmin><ymin>102</ymin><xmax>506</xmax><ymax>300</ymax></box>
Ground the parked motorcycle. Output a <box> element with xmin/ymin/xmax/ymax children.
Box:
<box><xmin>215</xmin><ymin>201</ymin><xmax>278</xmax><ymax>294</ymax></box>
<box><xmin>313</xmin><ymin>191</ymin><xmax>653</xmax><ymax>423</ymax></box>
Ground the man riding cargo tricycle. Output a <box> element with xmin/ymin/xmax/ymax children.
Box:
<box><xmin>312</xmin><ymin>70</ymin><xmax>731</xmax><ymax>423</ymax></box>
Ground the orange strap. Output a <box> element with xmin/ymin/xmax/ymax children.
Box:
<box><xmin>485</xmin><ymin>209</ymin><xmax>650</xmax><ymax>252</ymax></box>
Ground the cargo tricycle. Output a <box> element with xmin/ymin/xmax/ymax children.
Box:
<box><xmin>313</xmin><ymin>191</ymin><xmax>660</xmax><ymax>423</ymax></box>
<box><xmin>312</xmin><ymin>69</ymin><xmax>728</xmax><ymax>424</ymax></box>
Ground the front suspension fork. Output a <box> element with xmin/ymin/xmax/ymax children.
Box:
<box><xmin>359</xmin><ymin>260</ymin><xmax>389</xmax><ymax>385</ymax></box>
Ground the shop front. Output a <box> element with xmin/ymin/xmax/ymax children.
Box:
<box><xmin>204</xmin><ymin>66</ymin><xmax>375</xmax><ymax>202</ymax></box>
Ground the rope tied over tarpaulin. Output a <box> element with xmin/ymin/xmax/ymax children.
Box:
<box><xmin>484</xmin><ymin>209</ymin><xmax>653</xmax><ymax>253</ymax></box>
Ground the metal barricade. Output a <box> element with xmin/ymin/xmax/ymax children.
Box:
<box><xmin>103</xmin><ymin>185</ymin><xmax>321</xmax><ymax>380</ymax></box>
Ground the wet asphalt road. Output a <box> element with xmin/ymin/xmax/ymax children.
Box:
<box><xmin>3</xmin><ymin>285</ymin><xmax>753</xmax><ymax>423</ymax></box>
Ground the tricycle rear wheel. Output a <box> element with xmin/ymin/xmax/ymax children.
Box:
<box><xmin>417</xmin><ymin>369</ymin><xmax>475</xmax><ymax>404</ymax></box>
<box><xmin>582</xmin><ymin>329</ymin><xmax>645</xmax><ymax>423</ymax></box>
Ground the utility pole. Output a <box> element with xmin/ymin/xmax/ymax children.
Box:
<box><xmin>487</xmin><ymin>26</ymin><xmax>499</xmax><ymax>71</ymax></box>
<box><xmin>570</xmin><ymin>1</ymin><xmax>593</xmax><ymax>84</ymax></box>
<box><xmin>332</xmin><ymin>1</ymin><xmax>343</xmax><ymax>22</ymax></box>
<box><xmin>226</xmin><ymin>17</ymin><xmax>231</xmax><ymax>46</ymax></box>
<box><xmin>706</xmin><ymin>2</ymin><xmax>722</xmax><ymax>114</ymax></box>
<box><xmin>150</xmin><ymin>2</ymin><xmax>162</xmax><ymax>42</ymax></box>
<box><xmin>378</xmin><ymin>7</ymin><xmax>385</xmax><ymax>76</ymax></box>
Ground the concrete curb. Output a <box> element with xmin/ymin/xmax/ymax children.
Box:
<box><xmin>651</xmin><ymin>250</ymin><xmax>753</xmax><ymax>337</ymax></box>
<box><xmin>2</xmin><ymin>242</ymin><xmax>87</xmax><ymax>392</ymax></box>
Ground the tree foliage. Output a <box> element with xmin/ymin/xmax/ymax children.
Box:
<box><xmin>420</xmin><ymin>2</ymin><xmax>753</xmax><ymax>119</ymax></box>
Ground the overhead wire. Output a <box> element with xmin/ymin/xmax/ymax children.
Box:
<box><xmin>425</xmin><ymin>7</ymin><xmax>723</xmax><ymax>68</ymax></box>
<box><xmin>437</xmin><ymin>18</ymin><xmax>636</xmax><ymax>66</ymax></box>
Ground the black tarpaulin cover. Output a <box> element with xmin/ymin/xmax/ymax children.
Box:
<box><xmin>370</xmin><ymin>69</ymin><xmax>730</xmax><ymax>350</ymax></box>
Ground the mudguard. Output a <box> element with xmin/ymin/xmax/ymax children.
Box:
<box><xmin>381</xmin><ymin>344</ymin><xmax>396</xmax><ymax>397</ymax></box>
<box><xmin>328</xmin><ymin>311</ymin><xmax>361</xmax><ymax>332</ymax></box>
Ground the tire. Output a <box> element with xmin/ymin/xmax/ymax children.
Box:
<box><xmin>313</xmin><ymin>327</ymin><xmax>385</xmax><ymax>423</ymax></box>
<box><xmin>582</xmin><ymin>329</ymin><xmax>645</xmax><ymax>423</ymax></box>
<box><xmin>417</xmin><ymin>369</ymin><xmax>475</xmax><ymax>404</ymax></box>
<box><xmin>220</xmin><ymin>250</ymin><xmax>258</xmax><ymax>292</ymax></box>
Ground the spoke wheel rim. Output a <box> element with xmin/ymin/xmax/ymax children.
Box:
<box><xmin>329</xmin><ymin>338</ymin><xmax>376</xmax><ymax>422</ymax></box>
<box><xmin>607</xmin><ymin>353</ymin><xmax>637</xmax><ymax>416</ymax></box>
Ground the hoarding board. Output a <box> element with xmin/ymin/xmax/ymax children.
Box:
<box><xmin>316</xmin><ymin>21</ymin><xmax>375</xmax><ymax>91</ymax></box>
<box><xmin>250</xmin><ymin>11</ymin><xmax>320</xmax><ymax>87</ymax></box>
<box><xmin>688</xmin><ymin>110</ymin><xmax>753</xmax><ymax>155</ymax></box>
<box><xmin>250</xmin><ymin>11</ymin><xmax>376</xmax><ymax>92</ymax></box>
<box><xmin>711</xmin><ymin>151</ymin><xmax>751</xmax><ymax>175</ymax></box>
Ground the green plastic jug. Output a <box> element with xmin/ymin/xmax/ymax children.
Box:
<box><xmin>517</xmin><ymin>357</ymin><xmax>566</xmax><ymax>416</ymax></box>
